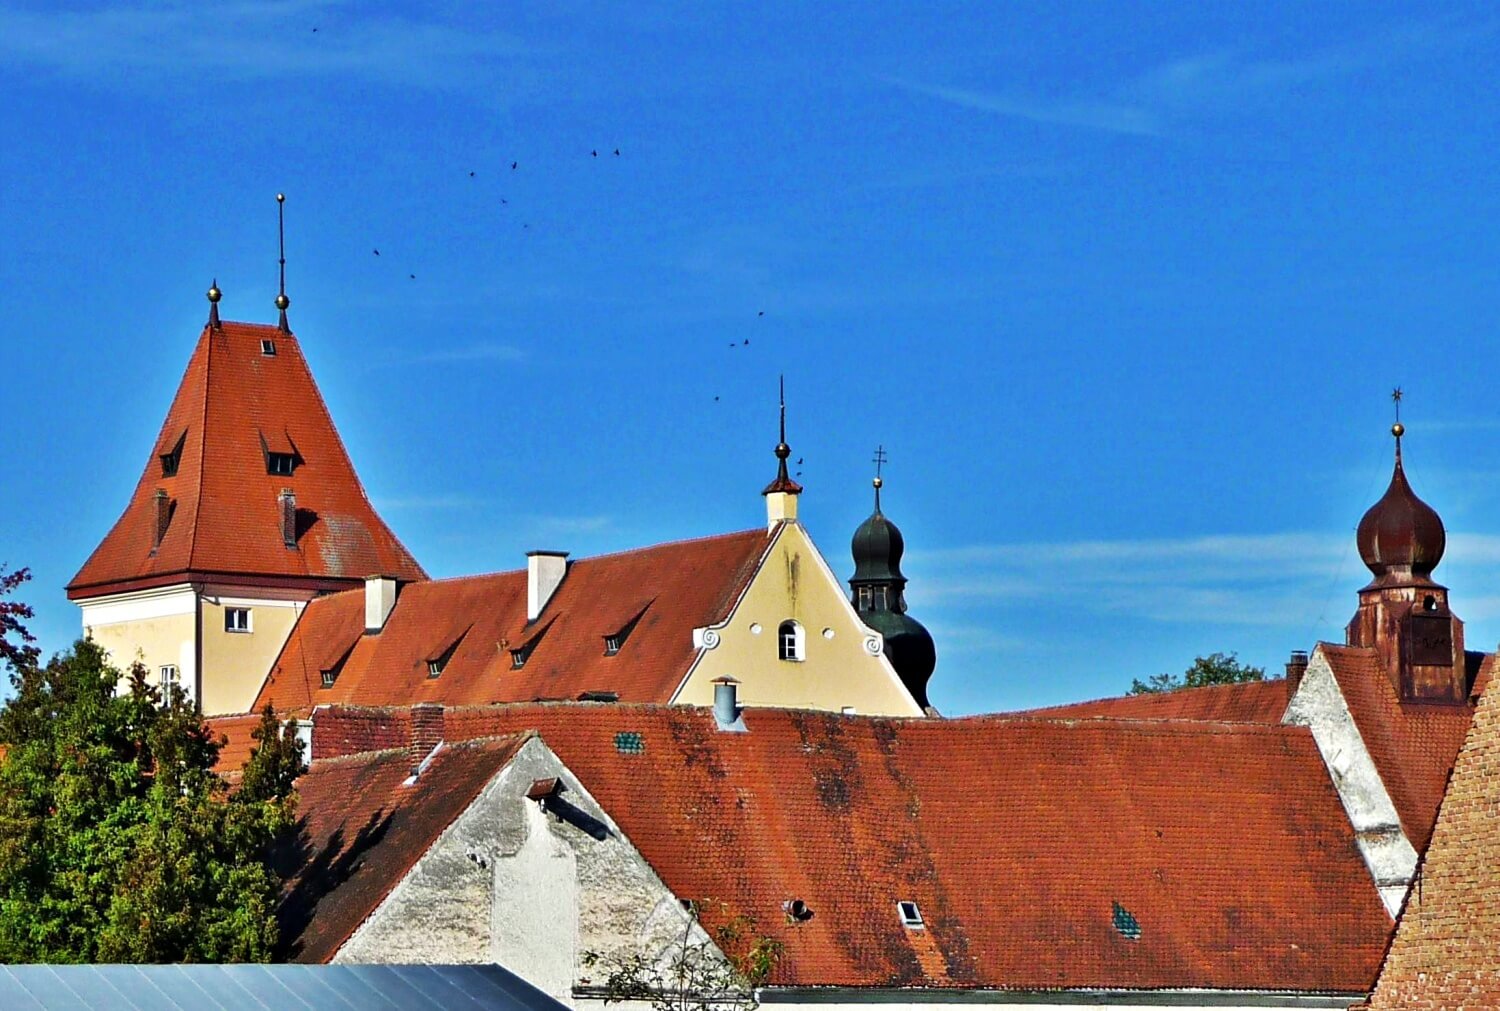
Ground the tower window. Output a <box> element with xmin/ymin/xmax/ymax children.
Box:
<box><xmin>260</xmin><ymin>339</ymin><xmax>276</xmax><ymax>356</ymax></box>
<box><xmin>778</xmin><ymin>620</ymin><xmax>805</xmax><ymax>662</ymax></box>
<box><xmin>857</xmin><ymin>586</ymin><xmax>871</xmax><ymax>609</ymax></box>
<box><xmin>267</xmin><ymin>453</ymin><xmax>296</xmax><ymax>476</ymax></box>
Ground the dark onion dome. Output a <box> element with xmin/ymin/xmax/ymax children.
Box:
<box><xmin>850</xmin><ymin>476</ymin><xmax>936</xmax><ymax>710</ymax></box>
<box><xmin>1357</xmin><ymin>429</ymin><xmax>1446</xmax><ymax>579</ymax></box>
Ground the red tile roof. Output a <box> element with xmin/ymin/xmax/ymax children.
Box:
<box><xmin>207</xmin><ymin>713</ymin><xmax>270</xmax><ymax>774</ymax></box>
<box><xmin>1366</xmin><ymin>647</ymin><xmax>1500</xmax><ymax>1008</ymax></box>
<box><xmin>279</xmin><ymin>736</ymin><xmax>529</xmax><ymax>963</ymax></box>
<box><xmin>255</xmin><ymin>529</ymin><xmax>770</xmax><ymax>712</ymax></box>
<box><xmin>1320</xmin><ymin>644</ymin><xmax>1480</xmax><ymax>852</ymax></box>
<box><xmin>69</xmin><ymin>321</ymin><xmax>425</xmax><ymax>599</ymax></box>
<box><xmin>1018</xmin><ymin>678</ymin><xmax>1292</xmax><ymax>725</ymax></box>
<box><xmin>303</xmin><ymin>703</ymin><xmax>1392</xmax><ymax>990</ymax></box>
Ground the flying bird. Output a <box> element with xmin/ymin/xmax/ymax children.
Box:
<box><xmin>591</xmin><ymin>150</ymin><xmax>598</xmax><ymax>157</ymax></box>
<box><xmin>511</xmin><ymin>161</ymin><xmax>518</xmax><ymax>170</ymax></box>
<box><xmin>742</xmin><ymin>339</ymin><xmax>749</xmax><ymax>346</ymax></box>
<box><xmin>796</xmin><ymin>457</ymin><xmax>803</xmax><ymax>465</ymax></box>
<box><xmin>714</xmin><ymin>396</ymin><xmax>720</xmax><ymax>402</ymax></box>
<box><xmin>757</xmin><ymin>310</ymin><xmax>765</xmax><ymax>317</ymax></box>
<box><xmin>409</xmin><ymin>274</ymin><xmax>416</xmax><ymax>280</ymax></box>
<box><xmin>613</xmin><ymin>148</ymin><xmax>620</xmax><ymax>156</ymax></box>
<box><xmin>469</xmin><ymin>171</ymin><xmax>475</xmax><ymax>177</ymax></box>
<box><xmin>372</xmin><ymin>249</ymin><xmax>380</xmax><ymax>256</ymax></box>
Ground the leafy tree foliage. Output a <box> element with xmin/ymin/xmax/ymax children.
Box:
<box><xmin>0</xmin><ymin>565</ymin><xmax>37</xmax><ymax>675</ymax></box>
<box><xmin>583</xmin><ymin>898</ymin><xmax>784</xmax><ymax>1011</ymax></box>
<box><xmin>0</xmin><ymin>621</ymin><xmax>303</xmax><ymax>962</ymax></box>
<box><xmin>1129</xmin><ymin>651</ymin><xmax>1268</xmax><ymax>695</ymax></box>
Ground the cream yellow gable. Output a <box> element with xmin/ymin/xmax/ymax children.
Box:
<box><xmin>674</xmin><ymin>522</ymin><xmax>924</xmax><ymax>717</ymax></box>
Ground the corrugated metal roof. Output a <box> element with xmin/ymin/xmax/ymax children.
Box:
<box><xmin>0</xmin><ymin>963</ymin><xmax>567</xmax><ymax>1010</ymax></box>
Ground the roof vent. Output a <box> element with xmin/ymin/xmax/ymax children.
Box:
<box><xmin>1112</xmin><ymin>901</ymin><xmax>1141</xmax><ymax>941</ymax></box>
<box><xmin>279</xmin><ymin>489</ymin><xmax>297</xmax><ymax>548</ymax></box>
<box><xmin>713</xmin><ymin>676</ymin><xmax>747</xmax><ymax>733</ymax></box>
<box><xmin>527</xmin><ymin>778</ymin><xmax>560</xmax><ymax>803</ymax></box>
<box><xmin>783</xmin><ymin>899</ymin><xmax>813</xmax><ymax>922</ymax></box>
<box><xmin>614</xmin><ymin>731</ymin><xmax>645</xmax><ymax>755</ymax></box>
<box><xmin>897</xmin><ymin>901</ymin><xmax>923</xmax><ymax>928</ymax></box>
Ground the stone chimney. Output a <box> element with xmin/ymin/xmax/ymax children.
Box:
<box><xmin>279</xmin><ymin>489</ymin><xmax>297</xmax><ymax>548</ymax></box>
<box><xmin>527</xmin><ymin>551</ymin><xmax>569</xmax><ymax>622</ymax></box>
<box><xmin>365</xmin><ymin>575</ymin><xmax>398</xmax><ymax>634</ymax></box>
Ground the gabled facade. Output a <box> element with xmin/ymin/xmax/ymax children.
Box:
<box><xmin>69</xmin><ymin>302</ymin><xmax>425</xmax><ymax>714</ymax></box>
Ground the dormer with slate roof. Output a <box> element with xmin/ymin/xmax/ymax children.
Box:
<box><xmin>69</xmin><ymin>288</ymin><xmax>425</xmax><ymax>715</ymax></box>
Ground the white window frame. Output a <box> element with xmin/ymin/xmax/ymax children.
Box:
<box><xmin>897</xmin><ymin>901</ymin><xmax>924</xmax><ymax>928</ymax></box>
<box><xmin>159</xmin><ymin>664</ymin><xmax>180</xmax><ymax>700</ymax></box>
<box><xmin>778</xmin><ymin>620</ymin><xmax>805</xmax><ymax>662</ymax></box>
<box><xmin>225</xmin><ymin>607</ymin><xmax>252</xmax><ymax>633</ymax></box>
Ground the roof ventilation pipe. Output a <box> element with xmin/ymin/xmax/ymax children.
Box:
<box><xmin>527</xmin><ymin>551</ymin><xmax>569</xmax><ymax>622</ymax></box>
<box><xmin>712</xmin><ymin>677</ymin><xmax>747</xmax><ymax>733</ymax></box>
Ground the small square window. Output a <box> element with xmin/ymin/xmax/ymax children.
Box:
<box><xmin>261</xmin><ymin>339</ymin><xmax>276</xmax><ymax>356</ymax></box>
<box><xmin>320</xmin><ymin>669</ymin><xmax>336</xmax><ymax>689</ymax></box>
<box><xmin>225</xmin><ymin>607</ymin><xmax>251</xmax><ymax>633</ymax></box>
<box><xmin>897</xmin><ymin>901</ymin><xmax>923</xmax><ymax>928</ymax></box>
<box><xmin>427</xmin><ymin>658</ymin><xmax>445</xmax><ymax>678</ymax></box>
<box><xmin>604</xmin><ymin>634</ymin><xmax>622</xmax><ymax>656</ymax></box>
<box><xmin>268</xmin><ymin>453</ymin><xmax>295</xmax><ymax>476</ymax></box>
<box><xmin>510</xmin><ymin>646</ymin><xmax>531</xmax><ymax>669</ymax></box>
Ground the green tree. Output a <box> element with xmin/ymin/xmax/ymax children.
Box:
<box><xmin>1129</xmin><ymin>651</ymin><xmax>1267</xmax><ymax>695</ymax></box>
<box><xmin>0</xmin><ymin>626</ymin><xmax>302</xmax><ymax>963</ymax></box>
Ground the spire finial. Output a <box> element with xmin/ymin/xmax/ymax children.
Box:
<box><xmin>1391</xmin><ymin>387</ymin><xmax>1405</xmax><ymax>460</ymax></box>
<box><xmin>872</xmin><ymin>444</ymin><xmax>887</xmax><ymax>511</ymax></box>
<box><xmin>275</xmin><ymin>193</ymin><xmax>291</xmax><ymax>332</ymax></box>
<box><xmin>761</xmin><ymin>374</ymin><xmax>803</xmax><ymax>500</ymax></box>
<box><xmin>206</xmin><ymin>278</ymin><xmax>222</xmax><ymax>330</ymax></box>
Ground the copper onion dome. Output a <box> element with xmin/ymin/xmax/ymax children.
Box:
<box><xmin>1356</xmin><ymin>426</ymin><xmax>1446</xmax><ymax>579</ymax></box>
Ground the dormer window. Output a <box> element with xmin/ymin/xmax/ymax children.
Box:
<box><xmin>268</xmin><ymin>453</ymin><xmax>295</xmax><ymax>476</ymax></box>
<box><xmin>778</xmin><ymin>620</ymin><xmax>805</xmax><ymax>662</ymax></box>
<box><xmin>159</xmin><ymin>431</ymin><xmax>186</xmax><ymax>478</ymax></box>
<box><xmin>260</xmin><ymin>339</ymin><xmax>276</xmax><ymax>356</ymax></box>
<box><xmin>426</xmin><ymin>627</ymin><xmax>469</xmax><ymax>679</ymax></box>
<box><xmin>603</xmin><ymin>604</ymin><xmax>650</xmax><ymax>657</ymax></box>
<box><xmin>320</xmin><ymin>669</ymin><xmax>336</xmax><ymax>689</ymax></box>
<box><xmin>510</xmin><ymin>644</ymin><xmax>533</xmax><ymax>669</ymax></box>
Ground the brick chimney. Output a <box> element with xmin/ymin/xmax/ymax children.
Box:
<box><xmin>1284</xmin><ymin>650</ymin><xmax>1309</xmax><ymax>695</ymax></box>
<box><xmin>409</xmin><ymin>703</ymin><xmax>445</xmax><ymax>774</ymax></box>
<box><xmin>151</xmin><ymin>489</ymin><xmax>171</xmax><ymax>553</ymax></box>
<box><xmin>279</xmin><ymin>489</ymin><xmax>297</xmax><ymax>548</ymax></box>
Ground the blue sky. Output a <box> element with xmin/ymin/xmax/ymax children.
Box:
<box><xmin>3</xmin><ymin>2</ymin><xmax>1499</xmax><ymax>714</ymax></box>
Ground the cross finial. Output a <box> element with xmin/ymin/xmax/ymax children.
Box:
<box><xmin>871</xmin><ymin>444</ymin><xmax>887</xmax><ymax>511</ymax></box>
<box><xmin>275</xmin><ymin>193</ymin><xmax>291</xmax><ymax>332</ymax></box>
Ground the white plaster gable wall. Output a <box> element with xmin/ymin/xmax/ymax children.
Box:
<box><xmin>1282</xmin><ymin>647</ymin><xmax>1415</xmax><ymax>916</ymax></box>
<box><xmin>335</xmin><ymin>738</ymin><xmax>728</xmax><ymax>1007</ymax></box>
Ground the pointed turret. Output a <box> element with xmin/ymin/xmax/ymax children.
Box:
<box><xmin>1346</xmin><ymin>398</ymin><xmax>1469</xmax><ymax>704</ymax></box>
<box><xmin>68</xmin><ymin>293</ymin><xmax>425</xmax><ymax>714</ymax></box>
<box><xmin>849</xmin><ymin>450</ymin><xmax>935</xmax><ymax>710</ymax></box>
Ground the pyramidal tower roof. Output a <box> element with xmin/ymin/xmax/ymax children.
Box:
<box><xmin>68</xmin><ymin>317</ymin><xmax>426</xmax><ymax>599</ymax></box>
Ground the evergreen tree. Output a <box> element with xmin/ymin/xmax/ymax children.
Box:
<box><xmin>0</xmin><ymin>611</ymin><xmax>302</xmax><ymax>962</ymax></box>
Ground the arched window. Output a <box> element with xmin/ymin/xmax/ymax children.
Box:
<box><xmin>778</xmin><ymin>620</ymin><xmax>805</xmax><ymax>662</ymax></box>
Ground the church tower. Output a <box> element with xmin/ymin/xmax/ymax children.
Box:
<box><xmin>1345</xmin><ymin>414</ymin><xmax>1469</xmax><ymax>703</ymax></box>
<box><xmin>849</xmin><ymin>454</ymin><xmax>936</xmax><ymax>710</ymax></box>
<box><xmin>68</xmin><ymin>276</ymin><xmax>425</xmax><ymax>714</ymax></box>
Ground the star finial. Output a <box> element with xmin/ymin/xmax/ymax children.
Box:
<box><xmin>1391</xmin><ymin>388</ymin><xmax>1405</xmax><ymax>459</ymax></box>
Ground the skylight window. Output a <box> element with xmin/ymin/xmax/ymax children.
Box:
<box><xmin>1112</xmin><ymin>901</ymin><xmax>1141</xmax><ymax>941</ymax></box>
<box><xmin>897</xmin><ymin>901</ymin><xmax>923</xmax><ymax>928</ymax></box>
<box><xmin>261</xmin><ymin>339</ymin><xmax>276</xmax><ymax>356</ymax></box>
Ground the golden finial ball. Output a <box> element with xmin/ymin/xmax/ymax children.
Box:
<box><xmin>873</xmin><ymin>476</ymin><xmax>884</xmax><ymax>489</ymax></box>
<box><xmin>207</xmin><ymin>284</ymin><xmax>221</xmax><ymax>303</ymax></box>
<box><xmin>1392</xmin><ymin>422</ymin><xmax>1405</xmax><ymax>439</ymax></box>
<box><xmin>276</xmin><ymin>193</ymin><xmax>285</xmax><ymax>203</ymax></box>
<box><xmin>275</xmin><ymin>293</ymin><xmax>290</xmax><ymax>310</ymax></box>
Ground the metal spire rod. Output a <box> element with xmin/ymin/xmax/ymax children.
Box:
<box><xmin>275</xmin><ymin>193</ymin><xmax>291</xmax><ymax>332</ymax></box>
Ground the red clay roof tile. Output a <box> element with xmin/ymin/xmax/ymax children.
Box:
<box><xmin>1018</xmin><ymin>678</ymin><xmax>1292</xmax><ymax>724</ymax></box>
<box><xmin>300</xmin><ymin>703</ymin><xmax>1392</xmax><ymax>990</ymax></box>
<box><xmin>255</xmin><ymin>529</ymin><xmax>769</xmax><ymax>711</ymax></box>
<box><xmin>69</xmin><ymin>321</ymin><xmax>425</xmax><ymax>599</ymax></box>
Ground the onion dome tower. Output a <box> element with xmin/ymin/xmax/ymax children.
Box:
<box><xmin>1346</xmin><ymin>396</ymin><xmax>1469</xmax><ymax>703</ymax></box>
<box><xmin>849</xmin><ymin>449</ymin><xmax>936</xmax><ymax>710</ymax></box>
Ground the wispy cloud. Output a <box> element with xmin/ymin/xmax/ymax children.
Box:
<box><xmin>885</xmin><ymin>18</ymin><xmax>1492</xmax><ymax>137</ymax></box>
<box><xmin>879</xmin><ymin>76</ymin><xmax>1160</xmax><ymax>137</ymax></box>
<box><xmin>0</xmin><ymin>2</ymin><xmax>535</xmax><ymax>89</ymax></box>
<box><xmin>908</xmin><ymin>529</ymin><xmax>1500</xmax><ymax>634</ymax></box>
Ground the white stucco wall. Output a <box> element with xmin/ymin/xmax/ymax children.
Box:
<box><xmin>1282</xmin><ymin>648</ymin><xmax>1415</xmax><ymax>915</ymax></box>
